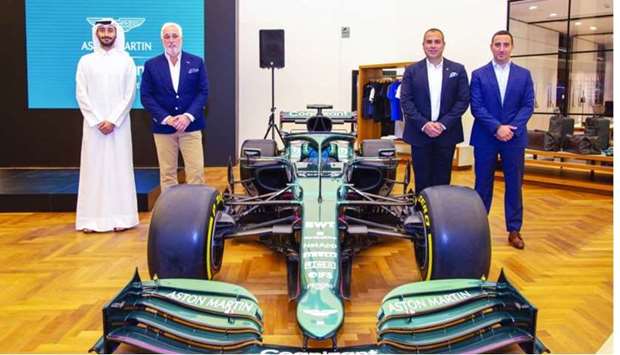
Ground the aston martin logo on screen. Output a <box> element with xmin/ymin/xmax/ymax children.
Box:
<box><xmin>86</xmin><ymin>17</ymin><xmax>146</xmax><ymax>33</ymax></box>
<box><xmin>25</xmin><ymin>0</ymin><xmax>204</xmax><ymax>108</ymax></box>
<box><xmin>82</xmin><ymin>17</ymin><xmax>152</xmax><ymax>52</ymax></box>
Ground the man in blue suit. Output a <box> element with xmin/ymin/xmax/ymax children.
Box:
<box><xmin>401</xmin><ymin>28</ymin><xmax>470</xmax><ymax>195</ymax></box>
<box><xmin>141</xmin><ymin>22</ymin><xmax>208</xmax><ymax>191</ymax></box>
<box><xmin>470</xmin><ymin>30</ymin><xmax>534</xmax><ymax>249</ymax></box>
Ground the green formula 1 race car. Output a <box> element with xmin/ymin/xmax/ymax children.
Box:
<box><xmin>91</xmin><ymin>105</ymin><xmax>547</xmax><ymax>354</ymax></box>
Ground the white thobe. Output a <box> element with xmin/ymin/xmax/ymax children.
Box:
<box><xmin>75</xmin><ymin>49</ymin><xmax>138</xmax><ymax>232</ymax></box>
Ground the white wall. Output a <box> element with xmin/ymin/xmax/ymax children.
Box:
<box><xmin>238</xmin><ymin>0</ymin><xmax>507</xmax><ymax>147</ymax></box>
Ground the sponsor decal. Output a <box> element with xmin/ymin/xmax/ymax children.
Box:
<box><xmin>306</xmin><ymin>271</ymin><xmax>334</xmax><ymax>279</ymax></box>
<box><xmin>385</xmin><ymin>290</ymin><xmax>473</xmax><ymax>315</ymax></box>
<box><xmin>303</xmin><ymin>251</ymin><xmax>338</xmax><ymax>258</ymax></box>
<box><xmin>305</xmin><ymin>221</ymin><xmax>336</xmax><ymax>229</ymax></box>
<box><xmin>305</xmin><ymin>261</ymin><xmax>337</xmax><ymax>270</ymax></box>
<box><xmin>303</xmin><ymin>243</ymin><xmax>337</xmax><ymax>249</ymax></box>
<box><xmin>165</xmin><ymin>291</ymin><xmax>254</xmax><ymax>314</ymax></box>
<box><xmin>302</xmin><ymin>309</ymin><xmax>338</xmax><ymax>317</ymax></box>
<box><xmin>281</xmin><ymin>111</ymin><xmax>354</xmax><ymax>119</ymax></box>
<box><xmin>304</xmin><ymin>236</ymin><xmax>336</xmax><ymax>241</ymax></box>
<box><xmin>307</xmin><ymin>283</ymin><xmax>331</xmax><ymax>290</ymax></box>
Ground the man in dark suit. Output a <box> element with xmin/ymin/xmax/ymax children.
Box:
<box><xmin>141</xmin><ymin>22</ymin><xmax>209</xmax><ymax>191</ymax></box>
<box><xmin>470</xmin><ymin>30</ymin><xmax>535</xmax><ymax>249</ymax></box>
<box><xmin>400</xmin><ymin>28</ymin><xmax>470</xmax><ymax>195</ymax></box>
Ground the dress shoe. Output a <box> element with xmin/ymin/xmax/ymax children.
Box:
<box><xmin>508</xmin><ymin>231</ymin><xmax>525</xmax><ymax>249</ymax></box>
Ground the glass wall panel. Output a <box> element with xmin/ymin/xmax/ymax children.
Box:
<box><xmin>567</xmin><ymin>51</ymin><xmax>613</xmax><ymax>116</ymax></box>
<box><xmin>510</xmin><ymin>0</ymin><xmax>569</xmax><ymax>22</ymax></box>
<box><xmin>570</xmin><ymin>0</ymin><xmax>613</xmax><ymax>18</ymax></box>
<box><xmin>510</xmin><ymin>18</ymin><xmax>563</xmax><ymax>55</ymax></box>
<box><xmin>509</xmin><ymin>0</ymin><xmax>613</xmax><ymax>117</ymax></box>
<box><xmin>570</xmin><ymin>16</ymin><xmax>613</xmax><ymax>51</ymax></box>
<box><xmin>513</xmin><ymin>54</ymin><xmax>562</xmax><ymax>113</ymax></box>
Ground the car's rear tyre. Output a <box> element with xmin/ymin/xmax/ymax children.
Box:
<box><xmin>148</xmin><ymin>185</ymin><xmax>224</xmax><ymax>279</ymax></box>
<box><xmin>414</xmin><ymin>185</ymin><xmax>491</xmax><ymax>280</ymax></box>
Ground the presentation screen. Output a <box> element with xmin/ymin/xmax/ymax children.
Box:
<box><xmin>25</xmin><ymin>0</ymin><xmax>204</xmax><ymax>109</ymax></box>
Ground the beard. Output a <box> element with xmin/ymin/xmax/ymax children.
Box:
<box><xmin>165</xmin><ymin>44</ymin><xmax>181</xmax><ymax>57</ymax></box>
<box><xmin>98</xmin><ymin>36</ymin><xmax>116</xmax><ymax>49</ymax></box>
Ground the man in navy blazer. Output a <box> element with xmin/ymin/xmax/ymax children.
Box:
<box><xmin>141</xmin><ymin>22</ymin><xmax>208</xmax><ymax>191</ymax></box>
<box><xmin>470</xmin><ymin>30</ymin><xmax>534</xmax><ymax>249</ymax></box>
<box><xmin>401</xmin><ymin>28</ymin><xmax>470</xmax><ymax>195</ymax></box>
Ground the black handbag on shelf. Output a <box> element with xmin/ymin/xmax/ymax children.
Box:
<box><xmin>548</xmin><ymin>114</ymin><xmax>574</xmax><ymax>148</ymax></box>
<box><xmin>527</xmin><ymin>130</ymin><xmax>561</xmax><ymax>151</ymax></box>
<box><xmin>583</xmin><ymin>116</ymin><xmax>611</xmax><ymax>150</ymax></box>
<box><xmin>563</xmin><ymin>134</ymin><xmax>601</xmax><ymax>155</ymax></box>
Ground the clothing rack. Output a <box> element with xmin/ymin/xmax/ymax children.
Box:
<box><xmin>357</xmin><ymin>62</ymin><xmax>413</xmax><ymax>142</ymax></box>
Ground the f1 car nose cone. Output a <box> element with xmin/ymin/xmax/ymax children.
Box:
<box><xmin>296</xmin><ymin>289</ymin><xmax>344</xmax><ymax>340</ymax></box>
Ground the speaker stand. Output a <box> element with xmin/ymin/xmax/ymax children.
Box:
<box><xmin>264</xmin><ymin>65</ymin><xmax>283</xmax><ymax>143</ymax></box>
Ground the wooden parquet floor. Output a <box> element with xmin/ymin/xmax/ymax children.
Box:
<box><xmin>0</xmin><ymin>166</ymin><xmax>612</xmax><ymax>353</ymax></box>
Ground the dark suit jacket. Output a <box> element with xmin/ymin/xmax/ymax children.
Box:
<box><xmin>141</xmin><ymin>51</ymin><xmax>209</xmax><ymax>134</ymax></box>
<box><xmin>400</xmin><ymin>58</ymin><xmax>470</xmax><ymax>147</ymax></box>
<box><xmin>469</xmin><ymin>61</ymin><xmax>534</xmax><ymax>148</ymax></box>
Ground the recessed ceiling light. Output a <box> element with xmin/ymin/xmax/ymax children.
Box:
<box><xmin>574</xmin><ymin>22</ymin><xmax>582</xmax><ymax>26</ymax></box>
<box><xmin>549</xmin><ymin>13</ymin><xmax>558</xmax><ymax>17</ymax></box>
<box><xmin>590</xmin><ymin>26</ymin><xmax>598</xmax><ymax>30</ymax></box>
<box><xmin>529</xmin><ymin>5</ymin><xmax>538</xmax><ymax>10</ymax></box>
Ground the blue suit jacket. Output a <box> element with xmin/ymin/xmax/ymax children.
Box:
<box><xmin>141</xmin><ymin>51</ymin><xmax>209</xmax><ymax>134</ymax></box>
<box><xmin>400</xmin><ymin>58</ymin><xmax>470</xmax><ymax>147</ymax></box>
<box><xmin>470</xmin><ymin>62</ymin><xmax>534</xmax><ymax>148</ymax></box>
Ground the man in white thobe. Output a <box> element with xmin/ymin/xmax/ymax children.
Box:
<box><xmin>75</xmin><ymin>19</ymin><xmax>138</xmax><ymax>232</ymax></box>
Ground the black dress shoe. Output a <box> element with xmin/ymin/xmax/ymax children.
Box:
<box><xmin>508</xmin><ymin>231</ymin><xmax>525</xmax><ymax>249</ymax></box>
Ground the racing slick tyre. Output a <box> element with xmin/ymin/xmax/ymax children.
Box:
<box><xmin>414</xmin><ymin>185</ymin><xmax>491</xmax><ymax>280</ymax></box>
<box><xmin>148</xmin><ymin>185</ymin><xmax>224</xmax><ymax>280</ymax></box>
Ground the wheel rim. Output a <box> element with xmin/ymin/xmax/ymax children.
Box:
<box><xmin>413</xmin><ymin>210</ymin><xmax>429</xmax><ymax>273</ymax></box>
<box><xmin>210</xmin><ymin>212</ymin><xmax>225</xmax><ymax>273</ymax></box>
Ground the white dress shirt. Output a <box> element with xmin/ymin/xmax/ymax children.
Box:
<box><xmin>492</xmin><ymin>60</ymin><xmax>511</xmax><ymax>105</ymax></box>
<box><xmin>163</xmin><ymin>52</ymin><xmax>194</xmax><ymax>124</ymax></box>
<box><xmin>165</xmin><ymin>52</ymin><xmax>182</xmax><ymax>93</ymax></box>
<box><xmin>427</xmin><ymin>59</ymin><xmax>443</xmax><ymax>121</ymax></box>
<box><xmin>421</xmin><ymin>59</ymin><xmax>446</xmax><ymax>133</ymax></box>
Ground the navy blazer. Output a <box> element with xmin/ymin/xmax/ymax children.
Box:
<box><xmin>400</xmin><ymin>58</ymin><xmax>470</xmax><ymax>147</ymax></box>
<box><xmin>141</xmin><ymin>51</ymin><xmax>209</xmax><ymax>134</ymax></box>
<box><xmin>469</xmin><ymin>62</ymin><xmax>534</xmax><ymax>148</ymax></box>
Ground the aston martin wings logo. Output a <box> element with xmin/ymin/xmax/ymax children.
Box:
<box><xmin>86</xmin><ymin>17</ymin><xmax>146</xmax><ymax>33</ymax></box>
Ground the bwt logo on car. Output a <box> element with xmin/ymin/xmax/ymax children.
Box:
<box><xmin>81</xmin><ymin>17</ymin><xmax>153</xmax><ymax>52</ymax></box>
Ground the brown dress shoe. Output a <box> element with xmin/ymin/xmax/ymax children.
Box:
<box><xmin>508</xmin><ymin>231</ymin><xmax>525</xmax><ymax>249</ymax></box>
